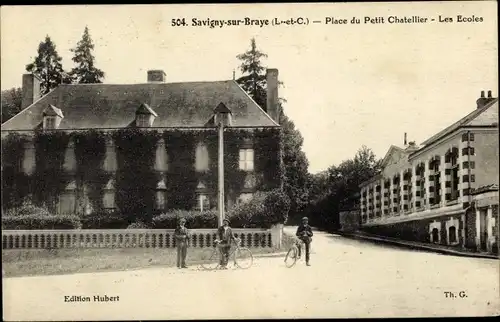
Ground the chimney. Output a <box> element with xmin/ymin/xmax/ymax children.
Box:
<box><xmin>147</xmin><ymin>70</ymin><xmax>166</xmax><ymax>83</ymax></box>
<box><xmin>477</xmin><ymin>89</ymin><xmax>496</xmax><ymax>109</ymax></box>
<box><xmin>21</xmin><ymin>73</ymin><xmax>42</xmax><ymax>109</ymax></box>
<box><xmin>404</xmin><ymin>132</ymin><xmax>407</xmax><ymax>146</ymax></box>
<box><xmin>266</xmin><ymin>68</ymin><xmax>280</xmax><ymax>124</ymax></box>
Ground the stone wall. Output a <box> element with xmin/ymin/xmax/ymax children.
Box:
<box><xmin>361</xmin><ymin>213</ymin><xmax>464</xmax><ymax>247</ymax></box>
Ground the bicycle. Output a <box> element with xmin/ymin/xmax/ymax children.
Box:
<box><xmin>199</xmin><ymin>238</ymin><xmax>253</xmax><ymax>270</ymax></box>
<box><xmin>284</xmin><ymin>237</ymin><xmax>306</xmax><ymax>268</ymax></box>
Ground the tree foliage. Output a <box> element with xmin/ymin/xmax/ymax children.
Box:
<box><xmin>236</xmin><ymin>38</ymin><xmax>268</xmax><ymax>109</ymax></box>
<box><xmin>235</xmin><ymin>38</ymin><xmax>310</xmax><ymax>219</ymax></box>
<box><xmin>69</xmin><ymin>26</ymin><xmax>105</xmax><ymax>84</ymax></box>
<box><xmin>26</xmin><ymin>35</ymin><xmax>71</xmax><ymax>95</ymax></box>
<box><xmin>306</xmin><ymin>146</ymin><xmax>382</xmax><ymax>230</ymax></box>
<box><xmin>1</xmin><ymin>87</ymin><xmax>22</xmax><ymax>123</ymax></box>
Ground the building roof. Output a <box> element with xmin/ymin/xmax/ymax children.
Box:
<box><xmin>1</xmin><ymin>80</ymin><xmax>279</xmax><ymax>131</ymax></box>
<box><xmin>471</xmin><ymin>184</ymin><xmax>499</xmax><ymax>196</ymax></box>
<box><xmin>419</xmin><ymin>98</ymin><xmax>498</xmax><ymax>146</ymax></box>
<box><xmin>136</xmin><ymin>103</ymin><xmax>158</xmax><ymax>117</ymax></box>
<box><xmin>42</xmin><ymin>104</ymin><xmax>64</xmax><ymax>118</ymax></box>
<box><xmin>380</xmin><ymin>145</ymin><xmax>405</xmax><ymax>169</ymax></box>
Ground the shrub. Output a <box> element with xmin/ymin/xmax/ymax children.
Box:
<box><xmin>127</xmin><ymin>221</ymin><xmax>151</xmax><ymax>229</ymax></box>
<box><xmin>2</xmin><ymin>215</ymin><xmax>82</xmax><ymax>230</ymax></box>
<box><xmin>2</xmin><ymin>199</ymin><xmax>82</xmax><ymax>230</ymax></box>
<box><xmin>152</xmin><ymin>209</ymin><xmax>218</xmax><ymax>229</ymax></box>
<box><xmin>227</xmin><ymin>189</ymin><xmax>291</xmax><ymax>228</ymax></box>
<box><xmin>4</xmin><ymin>199</ymin><xmax>52</xmax><ymax>217</ymax></box>
<box><xmin>81</xmin><ymin>211</ymin><xmax>129</xmax><ymax>229</ymax></box>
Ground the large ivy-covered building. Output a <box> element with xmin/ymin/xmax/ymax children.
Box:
<box><xmin>1</xmin><ymin>69</ymin><xmax>283</xmax><ymax>219</ymax></box>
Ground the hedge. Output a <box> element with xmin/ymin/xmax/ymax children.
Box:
<box><xmin>227</xmin><ymin>189</ymin><xmax>290</xmax><ymax>228</ymax></box>
<box><xmin>2</xmin><ymin>215</ymin><xmax>82</xmax><ymax>230</ymax></box>
<box><xmin>2</xmin><ymin>201</ymin><xmax>82</xmax><ymax>230</ymax></box>
<box><xmin>127</xmin><ymin>221</ymin><xmax>151</xmax><ymax>229</ymax></box>
<box><xmin>80</xmin><ymin>211</ymin><xmax>130</xmax><ymax>229</ymax></box>
<box><xmin>152</xmin><ymin>209</ymin><xmax>218</xmax><ymax>229</ymax></box>
<box><xmin>1</xmin><ymin>189</ymin><xmax>290</xmax><ymax>230</ymax></box>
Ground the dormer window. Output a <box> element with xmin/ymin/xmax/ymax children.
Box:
<box><xmin>44</xmin><ymin>117</ymin><xmax>57</xmax><ymax>129</ymax></box>
<box><xmin>136</xmin><ymin>114</ymin><xmax>150</xmax><ymax>127</ymax></box>
<box><xmin>42</xmin><ymin>104</ymin><xmax>64</xmax><ymax>130</ymax></box>
<box><xmin>213</xmin><ymin>102</ymin><xmax>233</xmax><ymax>127</ymax></box>
<box><xmin>135</xmin><ymin>103</ymin><xmax>158</xmax><ymax>128</ymax></box>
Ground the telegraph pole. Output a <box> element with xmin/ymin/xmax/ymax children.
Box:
<box><xmin>214</xmin><ymin>102</ymin><xmax>231</xmax><ymax>228</ymax></box>
<box><xmin>218</xmin><ymin>120</ymin><xmax>225</xmax><ymax>227</ymax></box>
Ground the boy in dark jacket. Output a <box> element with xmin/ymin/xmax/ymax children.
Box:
<box><xmin>217</xmin><ymin>218</ymin><xmax>237</xmax><ymax>269</ymax></box>
<box><xmin>296</xmin><ymin>216</ymin><xmax>313</xmax><ymax>266</ymax></box>
<box><xmin>174</xmin><ymin>218</ymin><xmax>190</xmax><ymax>268</ymax></box>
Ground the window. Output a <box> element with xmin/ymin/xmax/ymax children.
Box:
<box><xmin>432</xmin><ymin>161</ymin><xmax>441</xmax><ymax>205</ymax></box>
<box><xmin>471</xmin><ymin>175</ymin><xmax>475</xmax><ymax>183</ymax></box>
<box><xmin>450</xmin><ymin>153</ymin><xmax>459</xmax><ymax>200</ymax></box>
<box><xmin>195</xmin><ymin>143</ymin><xmax>209</xmax><ymax>171</ymax></box>
<box><xmin>195</xmin><ymin>194</ymin><xmax>210</xmax><ymax>212</ymax></box>
<box><xmin>156</xmin><ymin>190</ymin><xmax>167</xmax><ymax>210</ymax></box>
<box><xmin>448</xmin><ymin>226</ymin><xmax>457</xmax><ymax>244</ymax></box>
<box><xmin>103</xmin><ymin>140</ymin><xmax>117</xmax><ymax>172</ymax></box>
<box><xmin>58</xmin><ymin>181</ymin><xmax>77</xmax><ymax>215</ymax></box>
<box><xmin>154</xmin><ymin>139</ymin><xmax>168</xmax><ymax>172</ymax></box>
<box><xmin>461</xmin><ymin>133</ymin><xmax>474</xmax><ymax>142</ymax></box>
<box><xmin>22</xmin><ymin>142</ymin><xmax>35</xmax><ymax>175</ymax></box>
<box><xmin>462</xmin><ymin>147</ymin><xmax>475</xmax><ymax>156</ymax></box>
<box><xmin>239</xmin><ymin>149</ymin><xmax>254</xmax><ymax>171</ymax></box>
<box><xmin>431</xmin><ymin>228</ymin><xmax>439</xmax><ymax>243</ymax></box>
<box><xmin>63</xmin><ymin>141</ymin><xmax>76</xmax><ymax>172</ymax></box>
<box><xmin>103</xmin><ymin>179</ymin><xmax>116</xmax><ymax>210</ymax></box>
<box><xmin>103</xmin><ymin>191</ymin><xmax>116</xmax><ymax>209</ymax></box>
<box><xmin>44</xmin><ymin>116</ymin><xmax>57</xmax><ymax>129</ymax></box>
<box><xmin>420</xmin><ymin>177</ymin><xmax>425</xmax><ymax>200</ymax></box>
<box><xmin>59</xmin><ymin>193</ymin><xmax>76</xmax><ymax>214</ymax></box>
<box><xmin>156</xmin><ymin>179</ymin><xmax>167</xmax><ymax>210</ymax></box>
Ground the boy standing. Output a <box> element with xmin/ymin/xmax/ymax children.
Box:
<box><xmin>296</xmin><ymin>216</ymin><xmax>313</xmax><ymax>266</ymax></box>
<box><xmin>217</xmin><ymin>218</ymin><xmax>237</xmax><ymax>269</ymax></box>
<box><xmin>175</xmin><ymin>218</ymin><xmax>190</xmax><ymax>269</ymax></box>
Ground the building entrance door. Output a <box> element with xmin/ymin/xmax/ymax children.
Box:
<box><xmin>432</xmin><ymin>228</ymin><xmax>439</xmax><ymax>243</ymax></box>
<box><xmin>479</xmin><ymin>210</ymin><xmax>487</xmax><ymax>251</ymax></box>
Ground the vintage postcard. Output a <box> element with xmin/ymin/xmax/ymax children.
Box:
<box><xmin>1</xmin><ymin>1</ymin><xmax>499</xmax><ymax>320</ymax></box>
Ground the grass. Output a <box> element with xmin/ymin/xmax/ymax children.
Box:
<box><xmin>2</xmin><ymin>245</ymin><xmax>283</xmax><ymax>278</ymax></box>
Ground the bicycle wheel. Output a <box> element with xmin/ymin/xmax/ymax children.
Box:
<box><xmin>234</xmin><ymin>247</ymin><xmax>253</xmax><ymax>269</ymax></box>
<box><xmin>284</xmin><ymin>247</ymin><xmax>298</xmax><ymax>268</ymax></box>
<box><xmin>200</xmin><ymin>247</ymin><xmax>219</xmax><ymax>270</ymax></box>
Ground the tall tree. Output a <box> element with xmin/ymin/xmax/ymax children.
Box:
<box><xmin>26</xmin><ymin>35</ymin><xmax>71</xmax><ymax>95</ymax></box>
<box><xmin>1</xmin><ymin>87</ymin><xmax>23</xmax><ymax>123</ymax></box>
<box><xmin>236</xmin><ymin>38</ymin><xmax>268</xmax><ymax>109</ymax></box>
<box><xmin>307</xmin><ymin>146</ymin><xmax>382</xmax><ymax>230</ymax></box>
<box><xmin>236</xmin><ymin>38</ymin><xmax>310</xmax><ymax>220</ymax></box>
<box><xmin>69</xmin><ymin>26</ymin><xmax>105</xmax><ymax>84</ymax></box>
<box><xmin>279</xmin><ymin>111</ymin><xmax>310</xmax><ymax>217</ymax></box>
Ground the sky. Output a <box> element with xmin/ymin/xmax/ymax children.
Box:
<box><xmin>1</xmin><ymin>2</ymin><xmax>498</xmax><ymax>174</ymax></box>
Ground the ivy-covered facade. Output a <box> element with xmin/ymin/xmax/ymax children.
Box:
<box><xmin>2</xmin><ymin>70</ymin><xmax>284</xmax><ymax>222</ymax></box>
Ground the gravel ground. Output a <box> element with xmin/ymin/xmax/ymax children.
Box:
<box><xmin>3</xmin><ymin>226</ymin><xmax>499</xmax><ymax>320</ymax></box>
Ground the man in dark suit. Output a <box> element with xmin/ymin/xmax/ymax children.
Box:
<box><xmin>217</xmin><ymin>218</ymin><xmax>237</xmax><ymax>269</ymax></box>
<box><xmin>174</xmin><ymin>218</ymin><xmax>190</xmax><ymax>269</ymax></box>
<box><xmin>296</xmin><ymin>216</ymin><xmax>313</xmax><ymax>266</ymax></box>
